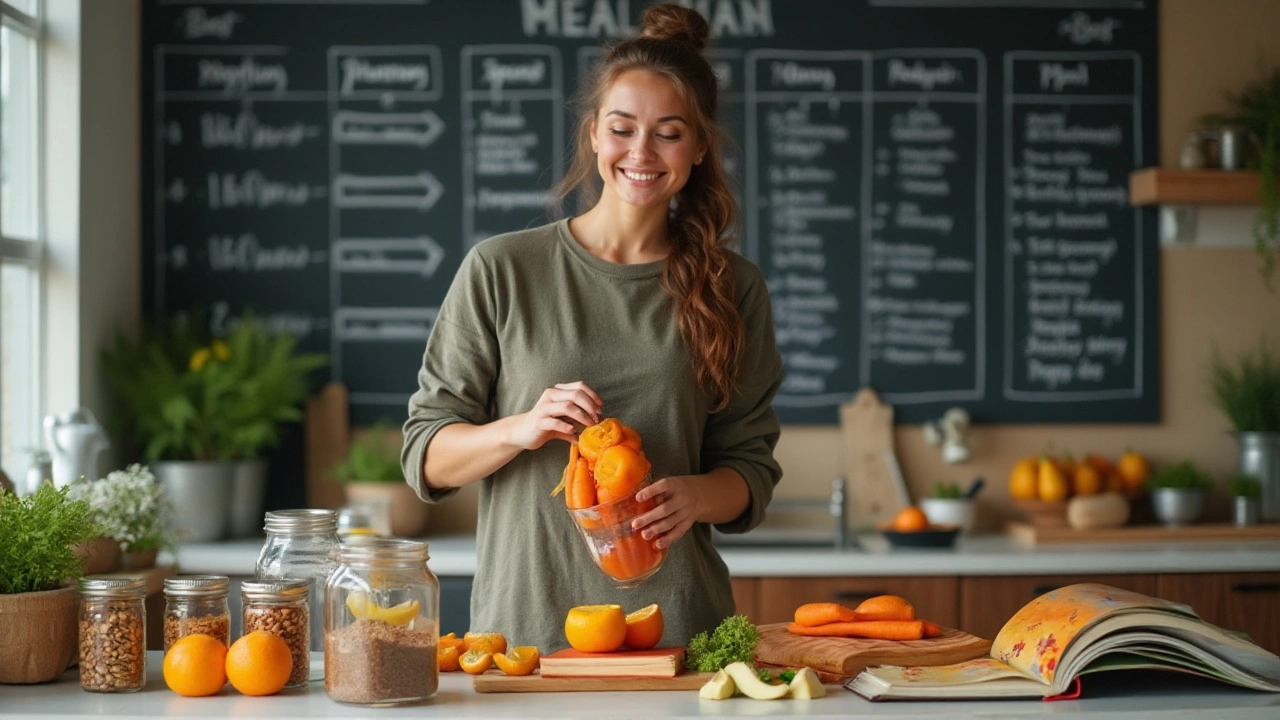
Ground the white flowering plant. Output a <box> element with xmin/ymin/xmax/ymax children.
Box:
<box><xmin>67</xmin><ymin>464</ymin><xmax>176</xmax><ymax>552</ymax></box>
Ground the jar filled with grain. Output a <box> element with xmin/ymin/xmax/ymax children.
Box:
<box><xmin>78</xmin><ymin>576</ymin><xmax>147</xmax><ymax>693</ymax></box>
<box><xmin>163</xmin><ymin>575</ymin><xmax>230</xmax><ymax>652</ymax></box>
<box><xmin>241</xmin><ymin>578</ymin><xmax>310</xmax><ymax>688</ymax></box>
<box><xmin>325</xmin><ymin>538</ymin><xmax>439</xmax><ymax>706</ymax></box>
<box><xmin>255</xmin><ymin>509</ymin><xmax>340</xmax><ymax>653</ymax></box>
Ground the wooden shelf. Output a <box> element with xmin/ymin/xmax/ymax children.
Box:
<box><xmin>1129</xmin><ymin>168</ymin><xmax>1262</xmax><ymax>206</ymax></box>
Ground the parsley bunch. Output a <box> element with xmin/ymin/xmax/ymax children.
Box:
<box><xmin>0</xmin><ymin>485</ymin><xmax>98</xmax><ymax>594</ymax></box>
<box><xmin>686</xmin><ymin>614</ymin><xmax>760</xmax><ymax>672</ymax></box>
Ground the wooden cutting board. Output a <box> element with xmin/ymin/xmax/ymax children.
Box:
<box><xmin>473</xmin><ymin>669</ymin><xmax>713</xmax><ymax>693</ymax></box>
<box><xmin>753</xmin><ymin>622</ymin><xmax>991</xmax><ymax>677</ymax></box>
<box><xmin>840</xmin><ymin>388</ymin><xmax>908</xmax><ymax>529</ymax></box>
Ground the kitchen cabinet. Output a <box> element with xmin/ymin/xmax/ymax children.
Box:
<box><xmin>960</xmin><ymin>575</ymin><xmax>1159</xmax><ymax>641</ymax></box>
<box><xmin>1158</xmin><ymin>572</ymin><xmax>1280</xmax><ymax>655</ymax></box>
<box><xmin>757</xmin><ymin>576</ymin><xmax>959</xmax><ymax>627</ymax></box>
<box><xmin>730</xmin><ymin>577</ymin><xmax>759</xmax><ymax>621</ymax></box>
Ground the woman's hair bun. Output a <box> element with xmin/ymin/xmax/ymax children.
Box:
<box><xmin>639</xmin><ymin>3</ymin><xmax>710</xmax><ymax>51</ymax></box>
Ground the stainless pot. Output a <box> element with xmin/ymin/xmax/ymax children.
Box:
<box><xmin>153</xmin><ymin>461</ymin><xmax>233</xmax><ymax>542</ymax></box>
<box><xmin>228</xmin><ymin>459</ymin><xmax>268</xmax><ymax>538</ymax></box>
<box><xmin>1237</xmin><ymin>432</ymin><xmax>1280</xmax><ymax>522</ymax></box>
<box><xmin>1151</xmin><ymin>487</ymin><xmax>1205</xmax><ymax>527</ymax></box>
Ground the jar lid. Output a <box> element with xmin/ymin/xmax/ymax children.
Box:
<box><xmin>79</xmin><ymin>576</ymin><xmax>147</xmax><ymax>598</ymax></box>
<box><xmin>264</xmin><ymin>508</ymin><xmax>338</xmax><ymax>534</ymax></box>
<box><xmin>240</xmin><ymin>578</ymin><xmax>310</xmax><ymax>602</ymax></box>
<box><xmin>338</xmin><ymin>537</ymin><xmax>429</xmax><ymax>564</ymax></box>
<box><xmin>164</xmin><ymin>575</ymin><xmax>230</xmax><ymax>597</ymax></box>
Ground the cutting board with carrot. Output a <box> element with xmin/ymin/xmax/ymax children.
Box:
<box><xmin>753</xmin><ymin>622</ymin><xmax>991</xmax><ymax>679</ymax></box>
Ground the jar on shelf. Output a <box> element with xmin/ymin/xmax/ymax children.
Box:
<box><xmin>240</xmin><ymin>578</ymin><xmax>310</xmax><ymax>689</ymax></box>
<box><xmin>256</xmin><ymin>508</ymin><xmax>340</xmax><ymax>653</ymax></box>
<box><xmin>163</xmin><ymin>575</ymin><xmax>230</xmax><ymax>652</ymax></box>
<box><xmin>78</xmin><ymin>576</ymin><xmax>147</xmax><ymax>693</ymax></box>
<box><xmin>325</xmin><ymin>538</ymin><xmax>439</xmax><ymax>706</ymax></box>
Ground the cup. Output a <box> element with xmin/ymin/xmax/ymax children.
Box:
<box><xmin>920</xmin><ymin>497</ymin><xmax>976</xmax><ymax>534</ymax></box>
<box><xmin>566</xmin><ymin>475</ymin><xmax>667</xmax><ymax>588</ymax></box>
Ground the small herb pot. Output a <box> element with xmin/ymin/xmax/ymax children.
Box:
<box><xmin>1151</xmin><ymin>488</ymin><xmax>1205</xmax><ymax>527</ymax></box>
<box><xmin>1234</xmin><ymin>496</ymin><xmax>1260</xmax><ymax>527</ymax></box>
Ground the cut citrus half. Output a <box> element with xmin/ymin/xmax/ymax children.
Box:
<box><xmin>462</xmin><ymin>631</ymin><xmax>507</xmax><ymax>655</ymax></box>
<box><xmin>493</xmin><ymin>646</ymin><xmax>541</xmax><ymax>676</ymax></box>
<box><xmin>459</xmin><ymin>648</ymin><xmax>493</xmax><ymax>675</ymax></box>
<box><xmin>624</xmin><ymin>604</ymin><xmax>664</xmax><ymax>650</ymax></box>
<box><xmin>564</xmin><ymin>604</ymin><xmax>626</xmax><ymax>653</ymax></box>
<box><xmin>437</xmin><ymin>644</ymin><xmax>460</xmax><ymax>672</ymax></box>
<box><xmin>344</xmin><ymin>591</ymin><xmax>420</xmax><ymax>626</ymax></box>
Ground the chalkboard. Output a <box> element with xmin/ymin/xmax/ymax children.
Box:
<box><xmin>142</xmin><ymin>0</ymin><xmax>1160</xmax><ymax>425</ymax></box>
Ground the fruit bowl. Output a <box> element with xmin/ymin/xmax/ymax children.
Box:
<box><xmin>1013</xmin><ymin>498</ymin><xmax>1069</xmax><ymax>528</ymax></box>
<box><xmin>566</xmin><ymin>475</ymin><xmax>667</xmax><ymax>588</ymax></box>
<box><xmin>879</xmin><ymin>525</ymin><xmax>960</xmax><ymax>548</ymax></box>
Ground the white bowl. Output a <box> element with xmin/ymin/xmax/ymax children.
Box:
<box><xmin>920</xmin><ymin>498</ymin><xmax>976</xmax><ymax>534</ymax></box>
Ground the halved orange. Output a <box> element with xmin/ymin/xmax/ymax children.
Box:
<box><xmin>624</xmin><ymin>604</ymin><xmax>664</xmax><ymax>650</ymax></box>
<box><xmin>437</xmin><ymin>644</ymin><xmax>460</xmax><ymax>672</ymax></box>
<box><xmin>459</xmin><ymin>648</ymin><xmax>493</xmax><ymax>675</ymax></box>
<box><xmin>462</xmin><ymin>632</ymin><xmax>506</xmax><ymax>655</ymax></box>
<box><xmin>493</xmin><ymin>646</ymin><xmax>541</xmax><ymax>676</ymax></box>
<box><xmin>578</xmin><ymin>418</ymin><xmax>624</xmax><ymax>463</ymax></box>
<box><xmin>564</xmin><ymin>604</ymin><xmax>626</xmax><ymax>653</ymax></box>
<box><xmin>620</xmin><ymin>425</ymin><xmax>642</xmax><ymax>452</ymax></box>
<box><xmin>594</xmin><ymin>445</ymin><xmax>651</xmax><ymax>503</ymax></box>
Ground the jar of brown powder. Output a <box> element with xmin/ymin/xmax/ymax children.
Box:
<box><xmin>325</xmin><ymin>538</ymin><xmax>439</xmax><ymax>706</ymax></box>
<box><xmin>163</xmin><ymin>575</ymin><xmax>230</xmax><ymax>652</ymax></box>
<box><xmin>78</xmin><ymin>576</ymin><xmax>147</xmax><ymax>693</ymax></box>
<box><xmin>240</xmin><ymin>578</ymin><xmax>310</xmax><ymax>688</ymax></box>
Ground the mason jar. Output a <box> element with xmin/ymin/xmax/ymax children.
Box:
<box><xmin>324</xmin><ymin>538</ymin><xmax>440</xmax><ymax>706</ymax></box>
<box><xmin>78</xmin><ymin>577</ymin><xmax>147</xmax><ymax>693</ymax></box>
<box><xmin>255</xmin><ymin>508</ymin><xmax>339</xmax><ymax>652</ymax></box>
<box><xmin>163</xmin><ymin>575</ymin><xmax>230</xmax><ymax>652</ymax></box>
<box><xmin>241</xmin><ymin>578</ymin><xmax>310</xmax><ymax>689</ymax></box>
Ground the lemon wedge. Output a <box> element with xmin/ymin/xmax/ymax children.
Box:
<box><xmin>345</xmin><ymin>591</ymin><xmax>420</xmax><ymax>627</ymax></box>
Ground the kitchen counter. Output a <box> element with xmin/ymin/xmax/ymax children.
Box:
<box><xmin>1</xmin><ymin>653</ymin><xmax>1276</xmax><ymax>719</ymax></box>
<box><xmin>171</xmin><ymin>533</ymin><xmax>1280</xmax><ymax>577</ymax></box>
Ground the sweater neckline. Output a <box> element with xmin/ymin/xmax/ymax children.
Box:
<box><xmin>555</xmin><ymin>218</ymin><xmax>665</xmax><ymax>280</ymax></box>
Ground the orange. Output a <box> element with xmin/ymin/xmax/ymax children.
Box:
<box><xmin>462</xmin><ymin>632</ymin><xmax>507</xmax><ymax>655</ymax></box>
<box><xmin>890</xmin><ymin>506</ymin><xmax>929</xmax><ymax>533</ymax></box>
<box><xmin>163</xmin><ymin>633</ymin><xmax>227</xmax><ymax>697</ymax></box>
<box><xmin>1008</xmin><ymin>456</ymin><xmax>1039</xmax><ymax>500</ymax></box>
<box><xmin>623</xmin><ymin>604</ymin><xmax>664</xmax><ymax>650</ymax></box>
<box><xmin>493</xmin><ymin>646</ymin><xmax>541</xmax><ymax>676</ymax></box>
<box><xmin>620</xmin><ymin>425</ymin><xmax>642</xmax><ymax>452</ymax></box>
<box><xmin>224</xmin><ymin>630</ymin><xmax>292</xmax><ymax>697</ymax></box>
<box><xmin>1117</xmin><ymin>450</ymin><xmax>1150</xmax><ymax>497</ymax></box>
<box><xmin>439</xmin><ymin>632</ymin><xmax>465</xmax><ymax>651</ymax></box>
<box><xmin>564</xmin><ymin>604</ymin><xmax>627</xmax><ymax>653</ymax></box>
<box><xmin>579</xmin><ymin>418</ymin><xmax>625</xmax><ymax>463</ymax></box>
<box><xmin>594</xmin><ymin>445</ymin><xmax>651</xmax><ymax>503</ymax></box>
<box><xmin>459</xmin><ymin>648</ymin><xmax>493</xmax><ymax>675</ymax></box>
<box><xmin>1072</xmin><ymin>462</ymin><xmax>1102</xmax><ymax>495</ymax></box>
<box><xmin>1037</xmin><ymin>456</ymin><xmax>1069</xmax><ymax>502</ymax></box>
<box><xmin>438</xmin><ymin>644</ymin><xmax>460</xmax><ymax>672</ymax></box>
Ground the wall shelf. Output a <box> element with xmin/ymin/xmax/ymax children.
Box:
<box><xmin>1129</xmin><ymin>168</ymin><xmax>1262</xmax><ymax>206</ymax></box>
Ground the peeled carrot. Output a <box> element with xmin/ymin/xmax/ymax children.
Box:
<box><xmin>567</xmin><ymin>457</ymin><xmax>596</xmax><ymax>509</ymax></box>
<box><xmin>785</xmin><ymin>620</ymin><xmax>925</xmax><ymax>641</ymax></box>
<box><xmin>793</xmin><ymin>602</ymin><xmax>858</xmax><ymax>627</ymax></box>
<box><xmin>852</xmin><ymin>595</ymin><xmax>915</xmax><ymax>622</ymax></box>
<box><xmin>922</xmin><ymin>620</ymin><xmax>943</xmax><ymax>638</ymax></box>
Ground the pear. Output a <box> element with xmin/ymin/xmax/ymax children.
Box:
<box><xmin>788</xmin><ymin>667</ymin><xmax>826</xmax><ymax>699</ymax></box>
<box><xmin>698</xmin><ymin>669</ymin><xmax>736</xmax><ymax>700</ymax></box>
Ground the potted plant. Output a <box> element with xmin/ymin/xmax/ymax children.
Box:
<box><xmin>333</xmin><ymin>423</ymin><xmax>429</xmax><ymax>538</ymax></box>
<box><xmin>1208</xmin><ymin>339</ymin><xmax>1280</xmax><ymax>522</ymax></box>
<box><xmin>1148</xmin><ymin>461</ymin><xmax>1212</xmax><ymax>527</ymax></box>
<box><xmin>0</xmin><ymin>484</ymin><xmax>98</xmax><ymax>683</ymax></box>
<box><xmin>67</xmin><ymin>464</ymin><xmax>176</xmax><ymax>570</ymax></box>
<box><xmin>1228</xmin><ymin>474</ymin><xmax>1262</xmax><ymax>527</ymax></box>
<box><xmin>920</xmin><ymin>481</ymin><xmax>976</xmax><ymax>534</ymax></box>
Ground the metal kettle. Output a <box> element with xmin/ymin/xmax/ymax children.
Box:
<box><xmin>42</xmin><ymin>408</ymin><xmax>110</xmax><ymax>487</ymax></box>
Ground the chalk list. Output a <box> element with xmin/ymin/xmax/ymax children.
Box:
<box><xmin>143</xmin><ymin>0</ymin><xmax>1158</xmax><ymax>424</ymax></box>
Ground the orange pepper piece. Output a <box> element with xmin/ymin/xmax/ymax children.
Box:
<box><xmin>567</xmin><ymin>457</ymin><xmax>597</xmax><ymax>510</ymax></box>
<box><xmin>579</xmin><ymin>418</ymin><xmax>625</xmax><ymax>463</ymax></box>
<box><xmin>493</xmin><ymin>646</ymin><xmax>541</xmax><ymax>676</ymax></box>
<box><xmin>594</xmin><ymin>445</ymin><xmax>651</xmax><ymax>503</ymax></box>
<box><xmin>437</xmin><ymin>644</ymin><xmax>460</xmax><ymax>672</ymax></box>
<box><xmin>459</xmin><ymin>648</ymin><xmax>493</xmax><ymax>675</ymax></box>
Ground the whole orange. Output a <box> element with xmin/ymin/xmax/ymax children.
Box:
<box><xmin>890</xmin><ymin>506</ymin><xmax>929</xmax><ymax>533</ymax></box>
<box><xmin>623</xmin><ymin>604</ymin><xmax>664</xmax><ymax>650</ymax></box>
<box><xmin>163</xmin><ymin>633</ymin><xmax>227</xmax><ymax>697</ymax></box>
<box><xmin>564</xmin><ymin>604</ymin><xmax>627</xmax><ymax>653</ymax></box>
<box><xmin>1117</xmin><ymin>451</ymin><xmax>1151</xmax><ymax>496</ymax></box>
<box><xmin>1008</xmin><ymin>456</ymin><xmax>1039</xmax><ymax>500</ymax></box>
<box><xmin>225</xmin><ymin>630</ymin><xmax>292</xmax><ymax>696</ymax></box>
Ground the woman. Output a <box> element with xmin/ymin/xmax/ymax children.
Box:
<box><xmin>401</xmin><ymin>3</ymin><xmax>782</xmax><ymax>652</ymax></box>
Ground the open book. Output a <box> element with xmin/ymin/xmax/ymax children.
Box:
<box><xmin>847</xmin><ymin>583</ymin><xmax>1280</xmax><ymax>700</ymax></box>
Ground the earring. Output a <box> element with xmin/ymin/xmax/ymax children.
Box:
<box><xmin>592</xmin><ymin>146</ymin><xmax>598</xmax><ymax>154</ymax></box>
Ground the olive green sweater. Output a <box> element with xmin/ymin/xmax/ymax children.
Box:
<box><xmin>401</xmin><ymin>219</ymin><xmax>783</xmax><ymax>652</ymax></box>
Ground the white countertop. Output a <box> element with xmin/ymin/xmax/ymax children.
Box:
<box><xmin>170</xmin><ymin>533</ymin><xmax>1280</xmax><ymax>578</ymax></box>
<box><xmin>1</xmin><ymin>653</ymin><xmax>1277</xmax><ymax>719</ymax></box>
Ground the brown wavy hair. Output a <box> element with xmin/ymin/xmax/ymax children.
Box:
<box><xmin>555</xmin><ymin>3</ymin><xmax>744</xmax><ymax>411</ymax></box>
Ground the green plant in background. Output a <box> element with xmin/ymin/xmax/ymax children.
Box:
<box><xmin>1203</xmin><ymin>62</ymin><xmax>1280</xmax><ymax>290</ymax></box>
<box><xmin>1148</xmin><ymin>461</ymin><xmax>1213</xmax><ymax>491</ymax></box>
<box><xmin>67</xmin><ymin>465</ymin><xmax>176</xmax><ymax>552</ymax></box>
<box><xmin>1208</xmin><ymin>339</ymin><xmax>1280</xmax><ymax>433</ymax></box>
<box><xmin>0</xmin><ymin>485</ymin><xmax>99</xmax><ymax>594</ymax></box>
<box><xmin>1228</xmin><ymin>474</ymin><xmax>1263</xmax><ymax>499</ymax></box>
<box><xmin>932</xmin><ymin>481</ymin><xmax>963</xmax><ymax>499</ymax></box>
<box><xmin>332</xmin><ymin>423</ymin><xmax>405</xmax><ymax>483</ymax></box>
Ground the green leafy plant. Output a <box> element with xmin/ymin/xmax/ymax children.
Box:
<box><xmin>685</xmin><ymin>614</ymin><xmax>760</xmax><ymax>673</ymax></box>
<box><xmin>67</xmin><ymin>465</ymin><xmax>176</xmax><ymax>552</ymax></box>
<box><xmin>1148</xmin><ymin>461</ymin><xmax>1213</xmax><ymax>491</ymax></box>
<box><xmin>0</xmin><ymin>485</ymin><xmax>99</xmax><ymax>594</ymax></box>
<box><xmin>1204</xmin><ymin>62</ymin><xmax>1280</xmax><ymax>289</ymax></box>
<box><xmin>1228</xmin><ymin>474</ymin><xmax>1263</xmax><ymax>499</ymax></box>
<box><xmin>932</xmin><ymin>481</ymin><xmax>963</xmax><ymax>499</ymax></box>
<box><xmin>1208</xmin><ymin>340</ymin><xmax>1280</xmax><ymax>433</ymax></box>
<box><xmin>332</xmin><ymin>423</ymin><xmax>404</xmax><ymax>483</ymax></box>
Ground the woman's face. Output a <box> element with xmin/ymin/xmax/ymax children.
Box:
<box><xmin>591</xmin><ymin>69</ymin><xmax>705</xmax><ymax>212</ymax></box>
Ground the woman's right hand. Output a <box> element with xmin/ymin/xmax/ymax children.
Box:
<box><xmin>507</xmin><ymin>381</ymin><xmax>603</xmax><ymax>450</ymax></box>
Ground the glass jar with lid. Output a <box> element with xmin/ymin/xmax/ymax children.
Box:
<box><xmin>241</xmin><ymin>578</ymin><xmax>310</xmax><ymax>689</ymax></box>
<box><xmin>78</xmin><ymin>576</ymin><xmax>147</xmax><ymax>693</ymax></box>
<box><xmin>163</xmin><ymin>575</ymin><xmax>230</xmax><ymax>652</ymax></box>
<box><xmin>255</xmin><ymin>508</ymin><xmax>339</xmax><ymax>652</ymax></box>
<box><xmin>325</xmin><ymin>538</ymin><xmax>439</xmax><ymax>706</ymax></box>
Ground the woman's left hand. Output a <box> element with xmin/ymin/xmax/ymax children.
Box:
<box><xmin>630</xmin><ymin>476</ymin><xmax>704</xmax><ymax>550</ymax></box>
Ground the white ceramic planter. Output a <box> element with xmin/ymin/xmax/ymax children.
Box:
<box><xmin>919</xmin><ymin>498</ymin><xmax>976</xmax><ymax>533</ymax></box>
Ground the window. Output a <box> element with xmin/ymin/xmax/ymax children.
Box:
<box><xmin>1</xmin><ymin>0</ymin><xmax>41</xmax><ymax>486</ymax></box>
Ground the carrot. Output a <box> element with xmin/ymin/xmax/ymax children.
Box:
<box><xmin>852</xmin><ymin>595</ymin><xmax>915</xmax><ymax>622</ymax></box>
<box><xmin>785</xmin><ymin>620</ymin><xmax>924</xmax><ymax>641</ymax></box>
<box><xmin>922</xmin><ymin>620</ymin><xmax>943</xmax><ymax>638</ymax></box>
<box><xmin>550</xmin><ymin>443</ymin><xmax>579</xmax><ymax>498</ymax></box>
<box><xmin>567</xmin><ymin>457</ymin><xmax>597</xmax><ymax>509</ymax></box>
<box><xmin>793</xmin><ymin>602</ymin><xmax>858</xmax><ymax>627</ymax></box>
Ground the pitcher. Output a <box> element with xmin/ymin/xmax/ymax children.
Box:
<box><xmin>43</xmin><ymin>408</ymin><xmax>110</xmax><ymax>487</ymax></box>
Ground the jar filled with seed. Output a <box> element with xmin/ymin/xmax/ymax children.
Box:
<box><xmin>241</xmin><ymin>578</ymin><xmax>310</xmax><ymax>688</ymax></box>
<box><xmin>256</xmin><ymin>508</ymin><xmax>340</xmax><ymax>653</ymax></box>
<box><xmin>163</xmin><ymin>575</ymin><xmax>230</xmax><ymax>652</ymax></box>
<box><xmin>78</xmin><ymin>576</ymin><xmax>147</xmax><ymax>693</ymax></box>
